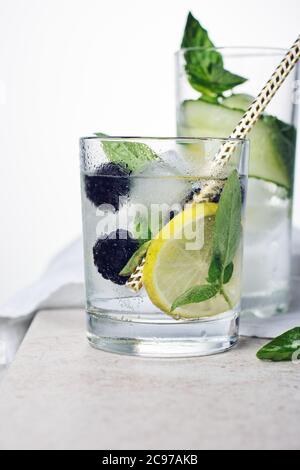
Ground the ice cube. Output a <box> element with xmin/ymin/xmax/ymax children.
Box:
<box><xmin>160</xmin><ymin>150</ymin><xmax>191</xmax><ymax>176</ymax></box>
<box><xmin>130</xmin><ymin>154</ymin><xmax>190</xmax><ymax>209</ymax></box>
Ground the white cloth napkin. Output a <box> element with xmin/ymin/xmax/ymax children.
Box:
<box><xmin>1</xmin><ymin>232</ymin><xmax>300</xmax><ymax>339</ymax></box>
<box><xmin>0</xmin><ymin>239</ymin><xmax>85</xmax><ymax>372</ymax></box>
<box><xmin>0</xmin><ymin>238</ymin><xmax>85</xmax><ymax>320</ymax></box>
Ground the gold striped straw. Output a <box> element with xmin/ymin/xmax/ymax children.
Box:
<box><xmin>127</xmin><ymin>36</ymin><xmax>300</xmax><ymax>293</ymax></box>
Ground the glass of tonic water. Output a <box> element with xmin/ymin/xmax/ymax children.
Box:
<box><xmin>80</xmin><ymin>136</ymin><xmax>249</xmax><ymax>357</ymax></box>
<box><xmin>176</xmin><ymin>47</ymin><xmax>298</xmax><ymax>318</ymax></box>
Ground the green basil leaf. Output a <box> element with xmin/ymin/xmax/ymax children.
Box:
<box><xmin>212</xmin><ymin>170</ymin><xmax>242</xmax><ymax>268</ymax></box>
<box><xmin>186</xmin><ymin>58</ymin><xmax>247</xmax><ymax>96</ymax></box>
<box><xmin>95</xmin><ymin>133</ymin><xmax>157</xmax><ymax>173</ymax></box>
<box><xmin>171</xmin><ymin>284</ymin><xmax>219</xmax><ymax>312</ymax></box>
<box><xmin>119</xmin><ymin>241</ymin><xmax>151</xmax><ymax>277</ymax></box>
<box><xmin>181</xmin><ymin>12</ymin><xmax>215</xmax><ymax>50</ymax></box>
<box><xmin>223</xmin><ymin>262</ymin><xmax>234</xmax><ymax>284</ymax></box>
<box><xmin>134</xmin><ymin>213</ymin><xmax>152</xmax><ymax>242</ymax></box>
<box><xmin>181</xmin><ymin>12</ymin><xmax>247</xmax><ymax>96</ymax></box>
<box><xmin>257</xmin><ymin>328</ymin><xmax>300</xmax><ymax>362</ymax></box>
<box><xmin>207</xmin><ymin>254</ymin><xmax>222</xmax><ymax>284</ymax></box>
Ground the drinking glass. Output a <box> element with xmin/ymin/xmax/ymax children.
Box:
<box><xmin>80</xmin><ymin>136</ymin><xmax>249</xmax><ymax>357</ymax></box>
<box><xmin>175</xmin><ymin>47</ymin><xmax>299</xmax><ymax>317</ymax></box>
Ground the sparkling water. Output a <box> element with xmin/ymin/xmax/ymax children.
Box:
<box><xmin>81</xmin><ymin>174</ymin><xmax>242</xmax><ymax>356</ymax></box>
<box><xmin>242</xmin><ymin>178</ymin><xmax>291</xmax><ymax>316</ymax></box>
<box><xmin>82</xmin><ymin>171</ymin><xmax>199</xmax><ymax>316</ymax></box>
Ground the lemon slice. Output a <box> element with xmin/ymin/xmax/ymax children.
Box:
<box><xmin>143</xmin><ymin>203</ymin><xmax>241</xmax><ymax>319</ymax></box>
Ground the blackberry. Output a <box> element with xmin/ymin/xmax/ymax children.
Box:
<box><xmin>85</xmin><ymin>162</ymin><xmax>130</xmax><ymax>210</ymax></box>
<box><xmin>93</xmin><ymin>229</ymin><xmax>140</xmax><ymax>285</ymax></box>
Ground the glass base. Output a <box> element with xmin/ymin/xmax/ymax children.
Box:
<box><xmin>86</xmin><ymin>310</ymin><xmax>240</xmax><ymax>358</ymax></box>
<box><xmin>242</xmin><ymin>288</ymin><xmax>290</xmax><ymax>318</ymax></box>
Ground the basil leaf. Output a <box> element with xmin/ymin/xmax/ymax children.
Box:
<box><xmin>119</xmin><ymin>241</ymin><xmax>151</xmax><ymax>277</ymax></box>
<box><xmin>207</xmin><ymin>258</ymin><xmax>234</xmax><ymax>285</ymax></box>
<box><xmin>257</xmin><ymin>328</ymin><xmax>300</xmax><ymax>362</ymax></box>
<box><xmin>212</xmin><ymin>170</ymin><xmax>242</xmax><ymax>268</ymax></box>
<box><xmin>181</xmin><ymin>12</ymin><xmax>247</xmax><ymax>96</ymax></box>
<box><xmin>181</xmin><ymin>12</ymin><xmax>214</xmax><ymax>50</ymax></box>
<box><xmin>223</xmin><ymin>262</ymin><xmax>234</xmax><ymax>284</ymax></box>
<box><xmin>134</xmin><ymin>213</ymin><xmax>152</xmax><ymax>242</ymax></box>
<box><xmin>207</xmin><ymin>254</ymin><xmax>222</xmax><ymax>284</ymax></box>
<box><xmin>95</xmin><ymin>133</ymin><xmax>157</xmax><ymax>173</ymax></box>
<box><xmin>171</xmin><ymin>284</ymin><xmax>219</xmax><ymax>312</ymax></box>
<box><xmin>186</xmin><ymin>58</ymin><xmax>247</xmax><ymax>96</ymax></box>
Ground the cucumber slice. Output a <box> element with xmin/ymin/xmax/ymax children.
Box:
<box><xmin>178</xmin><ymin>100</ymin><xmax>296</xmax><ymax>189</ymax></box>
<box><xmin>222</xmin><ymin>94</ymin><xmax>254</xmax><ymax>111</ymax></box>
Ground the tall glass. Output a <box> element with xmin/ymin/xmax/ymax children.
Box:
<box><xmin>80</xmin><ymin>136</ymin><xmax>248</xmax><ymax>357</ymax></box>
<box><xmin>175</xmin><ymin>47</ymin><xmax>299</xmax><ymax>318</ymax></box>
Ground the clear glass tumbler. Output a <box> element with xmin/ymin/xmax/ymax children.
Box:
<box><xmin>80</xmin><ymin>136</ymin><xmax>249</xmax><ymax>357</ymax></box>
<box><xmin>175</xmin><ymin>47</ymin><xmax>299</xmax><ymax>318</ymax></box>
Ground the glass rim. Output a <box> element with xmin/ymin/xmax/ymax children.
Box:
<box><xmin>80</xmin><ymin>135</ymin><xmax>249</xmax><ymax>145</ymax></box>
<box><xmin>175</xmin><ymin>46</ymin><xmax>287</xmax><ymax>57</ymax></box>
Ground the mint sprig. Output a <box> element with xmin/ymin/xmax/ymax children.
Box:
<box><xmin>257</xmin><ymin>328</ymin><xmax>300</xmax><ymax>362</ymax></box>
<box><xmin>171</xmin><ymin>170</ymin><xmax>242</xmax><ymax>312</ymax></box>
<box><xmin>181</xmin><ymin>12</ymin><xmax>247</xmax><ymax>97</ymax></box>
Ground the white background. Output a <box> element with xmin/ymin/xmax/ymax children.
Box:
<box><xmin>0</xmin><ymin>0</ymin><xmax>299</xmax><ymax>304</ymax></box>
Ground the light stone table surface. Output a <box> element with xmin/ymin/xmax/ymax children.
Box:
<box><xmin>0</xmin><ymin>309</ymin><xmax>299</xmax><ymax>450</ymax></box>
